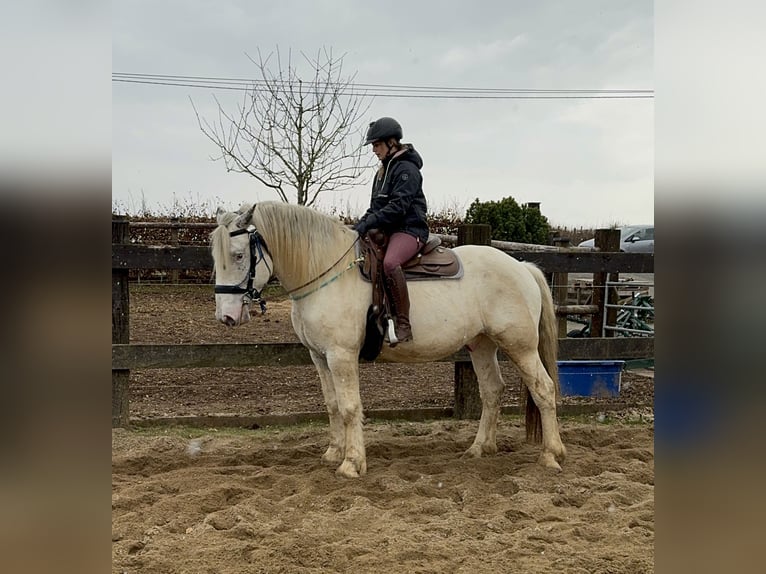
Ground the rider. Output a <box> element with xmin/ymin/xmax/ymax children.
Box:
<box><xmin>353</xmin><ymin>117</ymin><xmax>429</xmax><ymax>345</ymax></box>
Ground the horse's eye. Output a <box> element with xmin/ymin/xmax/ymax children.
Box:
<box><xmin>235</xmin><ymin>253</ymin><xmax>245</xmax><ymax>262</ymax></box>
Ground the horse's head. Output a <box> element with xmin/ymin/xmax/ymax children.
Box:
<box><xmin>210</xmin><ymin>204</ymin><xmax>274</xmax><ymax>327</ymax></box>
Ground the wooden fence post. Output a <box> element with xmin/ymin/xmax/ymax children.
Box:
<box><xmin>112</xmin><ymin>216</ymin><xmax>130</xmax><ymax>427</ymax></box>
<box><xmin>551</xmin><ymin>237</ymin><xmax>571</xmax><ymax>337</ymax></box>
<box><xmin>590</xmin><ymin>229</ymin><xmax>621</xmax><ymax>338</ymax></box>
<box><xmin>170</xmin><ymin>217</ymin><xmax>180</xmax><ymax>284</ymax></box>
<box><xmin>454</xmin><ymin>224</ymin><xmax>491</xmax><ymax>419</ymax></box>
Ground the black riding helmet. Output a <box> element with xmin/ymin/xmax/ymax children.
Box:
<box><xmin>365</xmin><ymin>117</ymin><xmax>403</xmax><ymax>145</ymax></box>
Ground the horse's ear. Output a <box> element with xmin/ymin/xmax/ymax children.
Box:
<box><xmin>215</xmin><ymin>207</ymin><xmax>226</xmax><ymax>224</ymax></box>
<box><xmin>234</xmin><ymin>204</ymin><xmax>255</xmax><ymax>229</ymax></box>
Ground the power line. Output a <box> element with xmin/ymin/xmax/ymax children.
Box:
<box><xmin>113</xmin><ymin>72</ymin><xmax>652</xmax><ymax>93</ymax></box>
<box><xmin>112</xmin><ymin>72</ymin><xmax>653</xmax><ymax>100</ymax></box>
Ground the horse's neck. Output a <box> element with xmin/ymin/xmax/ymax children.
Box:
<box><xmin>269</xmin><ymin>227</ymin><xmax>355</xmax><ymax>293</ymax></box>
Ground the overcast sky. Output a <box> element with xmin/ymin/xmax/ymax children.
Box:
<box><xmin>113</xmin><ymin>0</ymin><xmax>653</xmax><ymax>228</ymax></box>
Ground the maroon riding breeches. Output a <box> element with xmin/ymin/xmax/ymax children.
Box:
<box><xmin>383</xmin><ymin>232</ymin><xmax>421</xmax><ymax>275</ymax></box>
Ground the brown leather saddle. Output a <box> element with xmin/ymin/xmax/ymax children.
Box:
<box><xmin>358</xmin><ymin>235</ymin><xmax>463</xmax><ymax>283</ymax></box>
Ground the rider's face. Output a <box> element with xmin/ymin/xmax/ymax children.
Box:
<box><xmin>371</xmin><ymin>141</ymin><xmax>389</xmax><ymax>161</ymax></box>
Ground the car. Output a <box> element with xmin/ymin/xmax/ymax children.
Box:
<box><xmin>578</xmin><ymin>225</ymin><xmax>654</xmax><ymax>253</ymax></box>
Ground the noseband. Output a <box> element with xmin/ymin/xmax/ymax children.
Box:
<box><xmin>214</xmin><ymin>224</ymin><xmax>270</xmax><ymax>314</ymax></box>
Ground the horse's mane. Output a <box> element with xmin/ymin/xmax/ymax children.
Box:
<box><xmin>209</xmin><ymin>201</ymin><xmax>355</xmax><ymax>288</ymax></box>
<box><xmin>251</xmin><ymin>202</ymin><xmax>355</xmax><ymax>287</ymax></box>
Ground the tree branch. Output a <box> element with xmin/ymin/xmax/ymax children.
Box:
<box><xmin>194</xmin><ymin>46</ymin><xmax>374</xmax><ymax>205</ymax></box>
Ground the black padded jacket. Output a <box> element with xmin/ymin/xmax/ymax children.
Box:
<box><xmin>354</xmin><ymin>145</ymin><xmax>429</xmax><ymax>244</ymax></box>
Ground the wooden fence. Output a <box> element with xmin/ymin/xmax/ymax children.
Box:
<box><xmin>112</xmin><ymin>220</ymin><xmax>653</xmax><ymax>427</ymax></box>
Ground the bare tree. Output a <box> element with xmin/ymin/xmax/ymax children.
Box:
<box><xmin>192</xmin><ymin>47</ymin><xmax>373</xmax><ymax>206</ymax></box>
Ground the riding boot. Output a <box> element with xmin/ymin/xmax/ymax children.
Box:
<box><xmin>385</xmin><ymin>266</ymin><xmax>412</xmax><ymax>345</ymax></box>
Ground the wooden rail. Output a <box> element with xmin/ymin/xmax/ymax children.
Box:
<box><xmin>112</xmin><ymin>243</ymin><xmax>654</xmax><ymax>274</ymax></box>
<box><xmin>112</xmin><ymin>338</ymin><xmax>653</xmax><ymax>370</ymax></box>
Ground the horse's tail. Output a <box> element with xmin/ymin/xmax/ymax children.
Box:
<box><xmin>522</xmin><ymin>262</ymin><xmax>560</xmax><ymax>443</ymax></box>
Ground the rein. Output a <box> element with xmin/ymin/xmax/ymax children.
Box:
<box><xmin>213</xmin><ymin>225</ymin><xmax>270</xmax><ymax>314</ymax></box>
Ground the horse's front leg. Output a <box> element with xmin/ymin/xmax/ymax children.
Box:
<box><xmin>464</xmin><ymin>336</ymin><xmax>505</xmax><ymax>458</ymax></box>
<box><xmin>327</xmin><ymin>350</ymin><xmax>366</xmax><ymax>478</ymax></box>
<box><xmin>309</xmin><ymin>350</ymin><xmax>345</xmax><ymax>464</ymax></box>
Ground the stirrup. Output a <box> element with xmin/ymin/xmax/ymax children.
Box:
<box><xmin>387</xmin><ymin>318</ymin><xmax>399</xmax><ymax>346</ymax></box>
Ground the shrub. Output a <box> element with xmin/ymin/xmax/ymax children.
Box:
<box><xmin>464</xmin><ymin>196</ymin><xmax>551</xmax><ymax>244</ymax></box>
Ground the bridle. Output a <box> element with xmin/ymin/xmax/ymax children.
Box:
<box><xmin>214</xmin><ymin>224</ymin><xmax>270</xmax><ymax>314</ymax></box>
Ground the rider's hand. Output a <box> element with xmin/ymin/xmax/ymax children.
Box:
<box><xmin>367</xmin><ymin>228</ymin><xmax>386</xmax><ymax>246</ymax></box>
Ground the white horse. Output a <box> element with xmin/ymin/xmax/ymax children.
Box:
<box><xmin>211</xmin><ymin>201</ymin><xmax>566</xmax><ymax>478</ymax></box>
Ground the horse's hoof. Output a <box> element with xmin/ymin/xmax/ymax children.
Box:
<box><xmin>322</xmin><ymin>447</ymin><xmax>343</xmax><ymax>464</ymax></box>
<box><xmin>335</xmin><ymin>460</ymin><xmax>362</xmax><ymax>478</ymax></box>
<box><xmin>538</xmin><ymin>451</ymin><xmax>562</xmax><ymax>472</ymax></box>
<box><xmin>462</xmin><ymin>445</ymin><xmax>483</xmax><ymax>459</ymax></box>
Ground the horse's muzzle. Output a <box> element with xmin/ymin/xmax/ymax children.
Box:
<box><xmin>217</xmin><ymin>307</ymin><xmax>251</xmax><ymax>327</ymax></box>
